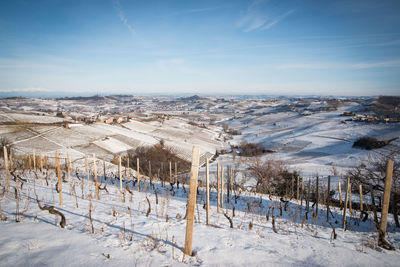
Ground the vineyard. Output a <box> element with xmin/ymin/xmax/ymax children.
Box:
<box><xmin>1</xmin><ymin>146</ymin><xmax>400</xmax><ymax>266</ymax></box>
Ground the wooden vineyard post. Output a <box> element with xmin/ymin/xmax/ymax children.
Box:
<box><xmin>169</xmin><ymin>161</ymin><xmax>172</xmax><ymax>184</ymax></box>
<box><xmin>67</xmin><ymin>151</ymin><xmax>71</xmax><ymax>184</ymax></box>
<box><xmin>3</xmin><ymin>146</ymin><xmax>9</xmax><ymax>189</ymax></box>
<box><xmin>227</xmin><ymin>166</ymin><xmax>230</xmax><ymax>204</ymax></box>
<box><xmin>291</xmin><ymin>174</ymin><xmax>294</xmax><ymax>198</ymax></box>
<box><xmin>9</xmin><ymin>149</ymin><xmax>13</xmax><ymax>171</ymax></box>
<box><xmin>93</xmin><ymin>154</ymin><xmax>99</xmax><ymax>200</ymax></box>
<box><xmin>338</xmin><ymin>182</ymin><xmax>342</xmax><ymax>206</ymax></box>
<box><xmin>119</xmin><ymin>156</ymin><xmax>122</xmax><ymax>192</ymax></box>
<box><xmin>125</xmin><ymin>157</ymin><xmax>128</xmax><ymax>176</ymax></box>
<box><xmin>56</xmin><ymin>151</ymin><xmax>63</xmax><ymax>207</ymax></box>
<box><xmin>206</xmin><ymin>158</ymin><xmax>210</xmax><ymax>225</ymax></box>
<box><xmin>326</xmin><ymin>176</ymin><xmax>331</xmax><ymax>222</ymax></box>
<box><xmin>85</xmin><ymin>155</ymin><xmax>89</xmax><ymax>182</ymax></box>
<box><xmin>33</xmin><ymin>151</ymin><xmax>36</xmax><ymax>171</ymax></box>
<box><xmin>175</xmin><ymin>162</ymin><xmax>178</xmax><ymax>185</ymax></box>
<box><xmin>297</xmin><ymin>175</ymin><xmax>300</xmax><ymax>201</ymax></box>
<box><xmin>103</xmin><ymin>158</ymin><xmax>106</xmax><ymax>180</ymax></box>
<box><xmin>184</xmin><ymin>146</ymin><xmax>200</xmax><ymax>256</ymax></box>
<box><xmin>221</xmin><ymin>165</ymin><xmax>224</xmax><ymax>210</ymax></box>
<box><xmin>149</xmin><ymin>161</ymin><xmax>152</xmax><ymax>186</ymax></box>
<box><xmin>316</xmin><ymin>175</ymin><xmax>319</xmax><ymax>216</ymax></box>
<box><xmin>380</xmin><ymin>160</ymin><xmax>394</xmax><ymax>237</ymax></box>
<box><xmin>127</xmin><ymin>157</ymin><xmax>129</xmax><ymax>176</ymax></box>
<box><xmin>40</xmin><ymin>152</ymin><xmax>44</xmax><ymax>186</ymax></box>
<box><xmin>300</xmin><ymin>182</ymin><xmax>304</xmax><ymax>209</ymax></box>
<box><xmin>161</xmin><ymin>162</ymin><xmax>164</xmax><ymax>187</ymax></box>
<box><xmin>342</xmin><ymin>177</ymin><xmax>350</xmax><ymax>230</ymax></box>
<box><xmin>217</xmin><ymin>162</ymin><xmax>220</xmax><ymax>213</ymax></box>
<box><xmin>349</xmin><ymin>183</ymin><xmax>352</xmax><ymax>214</ymax></box>
<box><xmin>137</xmin><ymin>157</ymin><xmax>141</xmax><ymax>192</ymax></box>
<box><xmin>148</xmin><ymin>161</ymin><xmax>152</xmax><ymax>177</ymax></box>
<box><xmin>306</xmin><ymin>180</ymin><xmax>311</xmax><ymax>213</ymax></box>
<box><xmin>359</xmin><ymin>184</ymin><xmax>363</xmax><ymax>212</ymax></box>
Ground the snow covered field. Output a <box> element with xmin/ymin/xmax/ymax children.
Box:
<box><xmin>1</xmin><ymin>167</ymin><xmax>400</xmax><ymax>266</ymax></box>
<box><xmin>0</xmin><ymin>95</ymin><xmax>400</xmax><ymax>266</ymax></box>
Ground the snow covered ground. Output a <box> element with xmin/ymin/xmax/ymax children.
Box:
<box><xmin>226</xmin><ymin>105</ymin><xmax>400</xmax><ymax>177</ymax></box>
<box><xmin>1</xmin><ymin>166</ymin><xmax>400</xmax><ymax>266</ymax></box>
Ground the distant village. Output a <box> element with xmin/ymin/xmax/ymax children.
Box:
<box><xmin>57</xmin><ymin>111</ymin><xmax>134</xmax><ymax>125</ymax></box>
<box><xmin>341</xmin><ymin>111</ymin><xmax>400</xmax><ymax>123</ymax></box>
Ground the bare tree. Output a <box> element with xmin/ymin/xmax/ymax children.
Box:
<box><xmin>247</xmin><ymin>157</ymin><xmax>289</xmax><ymax>195</ymax></box>
<box><xmin>347</xmin><ymin>149</ymin><xmax>400</xmax><ymax>227</ymax></box>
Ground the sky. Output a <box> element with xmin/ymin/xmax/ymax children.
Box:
<box><xmin>1</xmin><ymin>0</ymin><xmax>400</xmax><ymax>97</ymax></box>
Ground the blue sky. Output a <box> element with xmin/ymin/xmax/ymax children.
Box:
<box><xmin>1</xmin><ymin>0</ymin><xmax>400</xmax><ymax>96</ymax></box>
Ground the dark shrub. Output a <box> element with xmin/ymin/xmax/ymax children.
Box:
<box><xmin>239</xmin><ymin>142</ymin><xmax>265</xmax><ymax>157</ymax></box>
<box><xmin>353</xmin><ymin>136</ymin><xmax>398</xmax><ymax>150</ymax></box>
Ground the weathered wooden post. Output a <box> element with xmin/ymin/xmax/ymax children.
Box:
<box><xmin>206</xmin><ymin>158</ymin><xmax>210</xmax><ymax>225</ymax></box>
<box><xmin>291</xmin><ymin>174</ymin><xmax>294</xmax><ymax>198</ymax></box>
<box><xmin>349</xmin><ymin>183</ymin><xmax>352</xmax><ymax>214</ymax></box>
<box><xmin>9</xmin><ymin>149</ymin><xmax>13</xmax><ymax>170</ymax></box>
<box><xmin>380</xmin><ymin>160</ymin><xmax>394</xmax><ymax>238</ymax></box>
<box><xmin>175</xmin><ymin>162</ymin><xmax>178</xmax><ymax>185</ymax></box>
<box><xmin>137</xmin><ymin>157</ymin><xmax>141</xmax><ymax>192</ymax></box>
<box><xmin>300</xmin><ymin>181</ymin><xmax>304</xmax><ymax>210</ymax></box>
<box><xmin>184</xmin><ymin>146</ymin><xmax>200</xmax><ymax>256</ymax></box>
<box><xmin>227</xmin><ymin>166</ymin><xmax>230</xmax><ymax>204</ymax></box>
<box><xmin>149</xmin><ymin>161</ymin><xmax>152</xmax><ymax>186</ymax></box>
<box><xmin>119</xmin><ymin>156</ymin><xmax>122</xmax><ymax>192</ymax></box>
<box><xmin>326</xmin><ymin>176</ymin><xmax>331</xmax><ymax>222</ymax></box>
<box><xmin>161</xmin><ymin>162</ymin><xmax>164</xmax><ymax>187</ymax></box>
<box><xmin>85</xmin><ymin>155</ymin><xmax>89</xmax><ymax>182</ymax></box>
<box><xmin>3</xmin><ymin>146</ymin><xmax>9</xmax><ymax>189</ymax></box>
<box><xmin>297</xmin><ymin>175</ymin><xmax>300</xmax><ymax>200</ymax></box>
<box><xmin>306</xmin><ymin>179</ymin><xmax>311</xmax><ymax>213</ymax></box>
<box><xmin>148</xmin><ymin>161</ymin><xmax>152</xmax><ymax>177</ymax></box>
<box><xmin>221</xmin><ymin>165</ymin><xmax>224</xmax><ymax>210</ymax></box>
<box><xmin>338</xmin><ymin>182</ymin><xmax>342</xmax><ymax>206</ymax></box>
<box><xmin>56</xmin><ymin>151</ymin><xmax>63</xmax><ymax>207</ymax></box>
<box><xmin>230</xmin><ymin>168</ymin><xmax>234</xmax><ymax>205</ymax></box>
<box><xmin>93</xmin><ymin>154</ymin><xmax>99</xmax><ymax>200</ymax></box>
<box><xmin>169</xmin><ymin>161</ymin><xmax>172</xmax><ymax>184</ymax></box>
<box><xmin>125</xmin><ymin>157</ymin><xmax>128</xmax><ymax>176</ymax></box>
<box><xmin>316</xmin><ymin>175</ymin><xmax>319</xmax><ymax>216</ymax></box>
<box><xmin>33</xmin><ymin>151</ymin><xmax>36</xmax><ymax>171</ymax></box>
<box><xmin>359</xmin><ymin>184</ymin><xmax>363</xmax><ymax>212</ymax></box>
<box><xmin>217</xmin><ymin>162</ymin><xmax>220</xmax><ymax>213</ymax></box>
<box><xmin>28</xmin><ymin>154</ymin><xmax>31</xmax><ymax>170</ymax></box>
<box><xmin>342</xmin><ymin>177</ymin><xmax>350</xmax><ymax>230</ymax></box>
<box><xmin>103</xmin><ymin>158</ymin><xmax>106</xmax><ymax>181</ymax></box>
<box><xmin>40</xmin><ymin>152</ymin><xmax>44</xmax><ymax>185</ymax></box>
<box><xmin>67</xmin><ymin>151</ymin><xmax>71</xmax><ymax>184</ymax></box>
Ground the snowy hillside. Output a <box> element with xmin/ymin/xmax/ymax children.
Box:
<box><xmin>1</xmin><ymin>163</ymin><xmax>400</xmax><ymax>266</ymax></box>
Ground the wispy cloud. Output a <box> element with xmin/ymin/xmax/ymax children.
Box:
<box><xmin>352</xmin><ymin>59</ymin><xmax>400</xmax><ymax>69</ymax></box>
<box><xmin>276</xmin><ymin>59</ymin><xmax>400</xmax><ymax>70</ymax></box>
<box><xmin>114</xmin><ymin>0</ymin><xmax>135</xmax><ymax>35</ymax></box>
<box><xmin>261</xmin><ymin>9</ymin><xmax>295</xmax><ymax>30</ymax></box>
<box><xmin>158</xmin><ymin>6</ymin><xmax>222</xmax><ymax>18</ymax></box>
<box><xmin>276</xmin><ymin>63</ymin><xmax>340</xmax><ymax>70</ymax></box>
<box><xmin>0</xmin><ymin>87</ymin><xmax>52</xmax><ymax>93</ymax></box>
<box><xmin>237</xmin><ymin>1</ymin><xmax>295</xmax><ymax>32</ymax></box>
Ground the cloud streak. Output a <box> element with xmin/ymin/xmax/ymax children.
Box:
<box><xmin>352</xmin><ymin>59</ymin><xmax>400</xmax><ymax>69</ymax></box>
<box><xmin>114</xmin><ymin>0</ymin><xmax>135</xmax><ymax>35</ymax></box>
<box><xmin>157</xmin><ymin>6</ymin><xmax>223</xmax><ymax>18</ymax></box>
<box><xmin>237</xmin><ymin>1</ymin><xmax>295</xmax><ymax>32</ymax></box>
<box><xmin>0</xmin><ymin>87</ymin><xmax>52</xmax><ymax>93</ymax></box>
<box><xmin>261</xmin><ymin>9</ymin><xmax>295</xmax><ymax>30</ymax></box>
<box><xmin>276</xmin><ymin>60</ymin><xmax>400</xmax><ymax>70</ymax></box>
